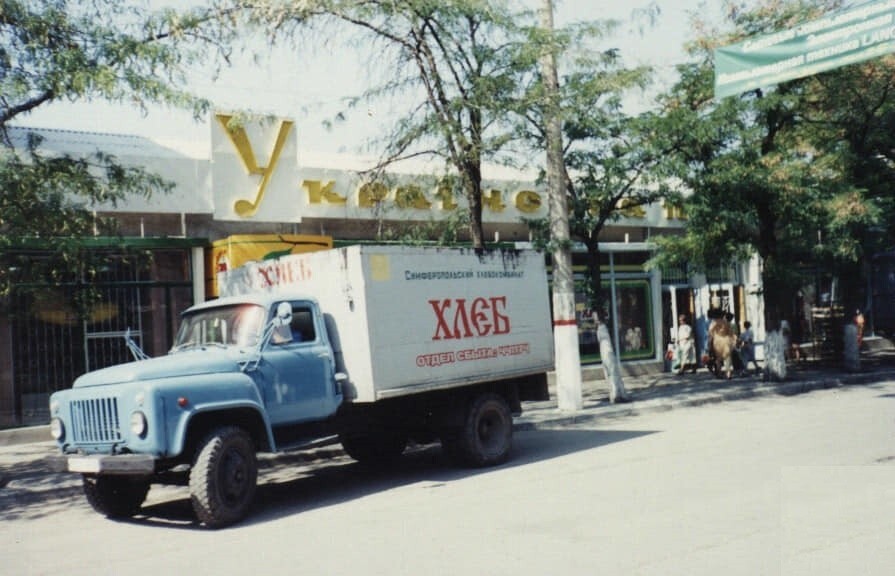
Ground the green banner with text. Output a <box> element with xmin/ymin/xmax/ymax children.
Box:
<box><xmin>715</xmin><ymin>0</ymin><xmax>895</xmax><ymax>98</ymax></box>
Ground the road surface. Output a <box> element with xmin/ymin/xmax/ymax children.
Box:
<box><xmin>2</xmin><ymin>381</ymin><xmax>894</xmax><ymax>575</ymax></box>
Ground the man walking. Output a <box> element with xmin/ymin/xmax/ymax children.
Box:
<box><xmin>738</xmin><ymin>320</ymin><xmax>760</xmax><ymax>375</ymax></box>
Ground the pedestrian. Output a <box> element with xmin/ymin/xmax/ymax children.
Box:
<box><xmin>675</xmin><ymin>314</ymin><xmax>697</xmax><ymax>374</ymax></box>
<box><xmin>738</xmin><ymin>320</ymin><xmax>760</xmax><ymax>374</ymax></box>
<box><xmin>854</xmin><ymin>309</ymin><xmax>865</xmax><ymax>350</ymax></box>
<box><xmin>725</xmin><ymin>312</ymin><xmax>743</xmax><ymax>373</ymax></box>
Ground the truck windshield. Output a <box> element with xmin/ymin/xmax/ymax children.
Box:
<box><xmin>172</xmin><ymin>304</ymin><xmax>266</xmax><ymax>351</ymax></box>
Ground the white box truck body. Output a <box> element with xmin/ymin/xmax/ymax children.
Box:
<box><xmin>219</xmin><ymin>244</ymin><xmax>554</xmax><ymax>402</ymax></box>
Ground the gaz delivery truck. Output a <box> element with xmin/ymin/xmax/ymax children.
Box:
<box><xmin>48</xmin><ymin>245</ymin><xmax>554</xmax><ymax>527</ymax></box>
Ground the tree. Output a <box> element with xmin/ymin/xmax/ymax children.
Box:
<box><xmin>537</xmin><ymin>0</ymin><xmax>581</xmax><ymax>410</ymax></box>
<box><xmin>650</xmin><ymin>0</ymin><xmax>880</xmax><ymax>332</ymax></box>
<box><xmin>563</xmin><ymin>105</ymin><xmax>669</xmax><ymax>317</ymax></box>
<box><xmin>517</xmin><ymin>14</ymin><xmax>661</xmax><ymax>402</ymax></box>
<box><xmin>0</xmin><ymin>0</ymin><xmax>234</xmax><ymax>302</ymax></box>
<box><xmin>235</xmin><ymin>0</ymin><xmax>536</xmax><ymax>251</ymax></box>
<box><xmin>802</xmin><ymin>56</ymin><xmax>895</xmax><ymax>262</ymax></box>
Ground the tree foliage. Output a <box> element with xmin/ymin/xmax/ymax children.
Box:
<box><xmin>514</xmin><ymin>13</ymin><xmax>668</xmax><ymax>315</ymax></box>
<box><xmin>234</xmin><ymin>0</ymin><xmax>539</xmax><ymax>250</ymax></box>
<box><xmin>0</xmin><ymin>0</ymin><xmax>234</xmax><ymax>301</ymax></box>
<box><xmin>650</xmin><ymin>0</ymin><xmax>885</xmax><ymax>325</ymax></box>
<box><xmin>803</xmin><ymin>55</ymin><xmax>895</xmax><ymax>256</ymax></box>
<box><xmin>0</xmin><ymin>0</ymin><xmax>231</xmax><ymax>128</ymax></box>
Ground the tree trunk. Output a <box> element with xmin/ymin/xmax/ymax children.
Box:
<box><xmin>465</xmin><ymin>177</ymin><xmax>484</xmax><ymax>251</ymax></box>
<box><xmin>762</xmin><ymin>256</ymin><xmax>786</xmax><ymax>331</ymax></box>
<box><xmin>461</xmin><ymin>131</ymin><xmax>485</xmax><ymax>251</ymax></box>
<box><xmin>539</xmin><ymin>0</ymin><xmax>581</xmax><ymax>411</ymax></box>
<box><xmin>597</xmin><ymin>321</ymin><xmax>629</xmax><ymax>403</ymax></box>
<box><xmin>586</xmin><ymin>238</ymin><xmax>629</xmax><ymax>403</ymax></box>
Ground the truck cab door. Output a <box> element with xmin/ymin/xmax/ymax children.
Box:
<box><xmin>255</xmin><ymin>301</ymin><xmax>340</xmax><ymax>425</ymax></box>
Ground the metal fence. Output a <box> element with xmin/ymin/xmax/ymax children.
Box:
<box><xmin>7</xmin><ymin>250</ymin><xmax>194</xmax><ymax>425</ymax></box>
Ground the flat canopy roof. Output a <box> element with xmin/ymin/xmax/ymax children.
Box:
<box><xmin>3</xmin><ymin>236</ymin><xmax>209</xmax><ymax>251</ymax></box>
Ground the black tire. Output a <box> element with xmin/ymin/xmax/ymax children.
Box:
<box><xmin>453</xmin><ymin>393</ymin><xmax>513</xmax><ymax>467</ymax></box>
<box><xmin>339</xmin><ymin>429</ymin><xmax>407</xmax><ymax>466</ymax></box>
<box><xmin>82</xmin><ymin>475</ymin><xmax>150</xmax><ymax>518</ymax></box>
<box><xmin>190</xmin><ymin>426</ymin><xmax>258</xmax><ymax>529</ymax></box>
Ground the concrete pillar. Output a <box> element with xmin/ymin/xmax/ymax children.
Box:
<box><xmin>192</xmin><ymin>246</ymin><xmax>206</xmax><ymax>305</ymax></box>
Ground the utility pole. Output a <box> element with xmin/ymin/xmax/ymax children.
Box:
<box><xmin>538</xmin><ymin>0</ymin><xmax>582</xmax><ymax>411</ymax></box>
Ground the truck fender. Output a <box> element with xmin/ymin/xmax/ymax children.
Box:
<box><xmin>155</xmin><ymin>373</ymin><xmax>275</xmax><ymax>456</ymax></box>
<box><xmin>173</xmin><ymin>401</ymin><xmax>275</xmax><ymax>458</ymax></box>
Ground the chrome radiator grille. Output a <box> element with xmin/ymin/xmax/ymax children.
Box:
<box><xmin>70</xmin><ymin>397</ymin><xmax>122</xmax><ymax>444</ymax></box>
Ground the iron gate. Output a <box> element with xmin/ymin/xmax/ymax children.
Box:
<box><xmin>8</xmin><ymin>251</ymin><xmax>194</xmax><ymax>426</ymax></box>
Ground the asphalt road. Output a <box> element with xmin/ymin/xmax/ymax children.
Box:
<box><xmin>2</xmin><ymin>380</ymin><xmax>894</xmax><ymax>575</ymax></box>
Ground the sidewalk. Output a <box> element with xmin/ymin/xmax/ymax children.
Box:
<box><xmin>517</xmin><ymin>347</ymin><xmax>895</xmax><ymax>430</ymax></box>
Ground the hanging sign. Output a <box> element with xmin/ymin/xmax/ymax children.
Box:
<box><xmin>715</xmin><ymin>0</ymin><xmax>895</xmax><ymax>98</ymax></box>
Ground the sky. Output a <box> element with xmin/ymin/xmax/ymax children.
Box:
<box><xmin>20</xmin><ymin>0</ymin><xmax>718</xmax><ymax>157</ymax></box>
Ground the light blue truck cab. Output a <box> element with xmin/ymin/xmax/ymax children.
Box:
<box><xmin>48</xmin><ymin>292</ymin><xmax>345</xmax><ymax>527</ymax></box>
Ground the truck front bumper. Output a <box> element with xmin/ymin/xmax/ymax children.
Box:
<box><xmin>48</xmin><ymin>454</ymin><xmax>156</xmax><ymax>475</ymax></box>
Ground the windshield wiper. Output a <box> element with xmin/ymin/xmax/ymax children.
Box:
<box><xmin>170</xmin><ymin>341</ymin><xmax>198</xmax><ymax>353</ymax></box>
<box><xmin>124</xmin><ymin>329</ymin><xmax>150</xmax><ymax>361</ymax></box>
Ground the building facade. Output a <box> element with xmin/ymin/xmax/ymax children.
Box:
<box><xmin>0</xmin><ymin>116</ymin><xmax>762</xmax><ymax>427</ymax></box>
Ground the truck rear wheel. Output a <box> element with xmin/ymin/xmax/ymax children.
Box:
<box><xmin>82</xmin><ymin>475</ymin><xmax>150</xmax><ymax>518</ymax></box>
<box><xmin>190</xmin><ymin>426</ymin><xmax>258</xmax><ymax>529</ymax></box>
<box><xmin>451</xmin><ymin>393</ymin><xmax>513</xmax><ymax>467</ymax></box>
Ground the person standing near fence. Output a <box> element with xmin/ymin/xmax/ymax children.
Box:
<box><xmin>854</xmin><ymin>309</ymin><xmax>866</xmax><ymax>350</ymax></box>
<box><xmin>675</xmin><ymin>314</ymin><xmax>697</xmax><ymax>375</ymax></box>
<box><xmin>738</xmin><ymin>320</ymin><xmax>760</xmax><ymax>375</ymax></box>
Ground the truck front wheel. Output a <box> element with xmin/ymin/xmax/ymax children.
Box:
<box><xmin>190</xmin><ymin>426</ymin><xmax>258</xmax><ymax>529</ymax></box>
<box><xmin>450</xmin><ymin>393</ymin><xmax>513</xmax><ymax>467</ymax></box>
<box><xmin>82</xmin><ymin>475</ymin><xmax>150</xmax><ymax>518</ymax></box>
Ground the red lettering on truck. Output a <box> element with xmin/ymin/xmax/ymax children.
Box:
<box><xmin>429</xmin><ymin>296</ymin><xmax>511</xmax><ymax>340</ymax></box>
<box><xmin>416</xmin><ymin>351</ymin><xmax>456</xmax><ymax>367</ymax></box>
<box><xmin>255</xmin><ymin>258</ymin><xmax>313</xmax><ymax>289</ymax></box>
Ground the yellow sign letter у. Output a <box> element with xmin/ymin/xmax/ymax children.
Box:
<box><xmin>217</xmin><ymin>114</ymin><xmax>294</xmax><ymax>218</ymax></box>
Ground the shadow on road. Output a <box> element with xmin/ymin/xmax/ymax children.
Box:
<box><xmin>125</xmin><ymin>428</ymin><xmax>656</xmax><ymax>530</ymax></box>
<box><xmin>0</xmin><ymin>444</ymin><xmax>83</xmax><ymax>522</ymax></box>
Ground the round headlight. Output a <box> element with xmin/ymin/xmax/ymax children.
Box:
<box><xmin>50</xmin><ymin>418</ymin><xmax>65</xmax><ymax>441</ymax></box>
<box><xmin>130</xmin><ymin>411</ymin><xmax>148</xmax><ymax>438</ymax></box>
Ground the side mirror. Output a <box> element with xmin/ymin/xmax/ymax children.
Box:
<box><xmin>276</xmin><ymin>302</ymin><xmax>293</xmax><ymax>324</ymax></box>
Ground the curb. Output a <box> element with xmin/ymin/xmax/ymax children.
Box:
<box><xmin>0</xmin><ymin>425</ymin><xmax>49</xmax><ymax>447</ymax></box>
<box><xmin>3</xmin><ymin>369</ymin><xmax>894</xmax><ymax>449</ymax></box>
<box><xmin>514</xmin><ymin>368</ymin><xmax>895</xmax><ymax>431</ymax></box>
